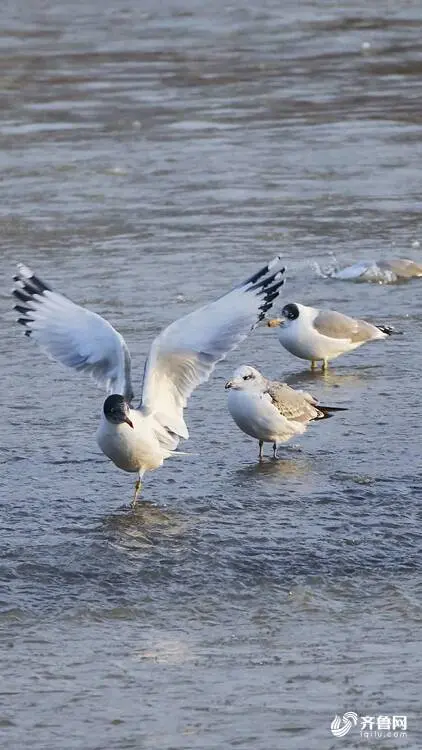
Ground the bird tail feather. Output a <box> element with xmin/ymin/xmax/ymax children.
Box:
<box><xmin>316</xmin><ymin>405</ymin><xmax>348</xmax><ymax>419</ymax></box>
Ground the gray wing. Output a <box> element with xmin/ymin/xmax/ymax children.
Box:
<box><xmin>140</xmin><ymin>256</ymin><xmax>286</xmax><ymax>439</ymax></box>
<box><xmin>13</xmin><ymin>264</ymin><xmax>134</xmax><ymax>401</ymax></box>
<box><xmin>265</xmin><ymin>381</ymin><xmax>321</xmax><ymax>423</ymax></box>
<box><xmin>313</xmin><ymin>309</ymin><xmax>379</xmax><ymax>343</ymax></box>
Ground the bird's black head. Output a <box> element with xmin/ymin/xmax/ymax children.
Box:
<box><xmin>103</xmin><ymin>394</ymin><xmax>134</xmax><ymax>428</ymax></box>
<box><xmin>281</xmin><ymin>303</ymin><xmax>300</xmax><ymax>321</ymax></box>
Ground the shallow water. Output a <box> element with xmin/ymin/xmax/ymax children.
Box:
<box><xmin>1</xmin><ymin>1</ymin><xmax>422</xmax><ymax>748</ymax></box>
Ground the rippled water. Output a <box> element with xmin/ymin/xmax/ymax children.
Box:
<box><xmin>1</xmin><ymin>2</ymin><xmax>422</xmax><ymax>748</ymax></box>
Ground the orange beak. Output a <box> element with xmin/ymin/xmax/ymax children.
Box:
<box><xmin>267</xmin><ymin>317</ymin><xmax>284</xmax><ymax>327</ymax></box>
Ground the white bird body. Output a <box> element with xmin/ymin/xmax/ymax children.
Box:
<box><xmin>227</xmin><ymin>389</ymin><xmax>305</xmax><ymax>444</ymax></box>
<box><xmin>13</xmin><ymin>257</ymin><xmax>286</xmax><ymax>504</ymax></box>
<box><xmin>225</xmin><ymin>365</ymin><xmax>345</xmax><ymax>459</ymax></box>
<box><xmin>269</xmin><ymin>302</ymin><xmax>393</xmax><ymax>370</ymax></box>
<box><xmin>277</xmin><ymin>304</ymin><xmax>366</xmax><ymax>361</ymax></box>
<box><xmin>96</xmin><ymin>409</ymin><xmax>167</xmax><ymax>474</ymax></box>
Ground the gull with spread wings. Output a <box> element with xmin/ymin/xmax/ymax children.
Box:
<box><xmin>13</xmin><ymin>258</ymin><xmax>285</xmax><ymax>505</ymax></box>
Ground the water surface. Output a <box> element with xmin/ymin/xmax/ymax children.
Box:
<box><xmin>1</xmin><ymin>2</ymin><xmax>422</xmax><ymax>748</ymax></box>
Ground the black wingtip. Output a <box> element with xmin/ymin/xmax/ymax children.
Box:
<box><xmin>376</xmin><ymin>324</ymin><xmax>403</xmax><ymax>336</ymax></box>
<box><xmin>245</xmin><ymin>264</ymin><xmax>271</xmax><ymax>286</ymax></box>
<box><xmin>243</xmin><ymin>256</ymin><xmax>285</xmax><ymax>287</ymax></box>
<box><xmin>255</xmin><ymin>264</ymin><xmax>285</xmax><ymax>319</ymax></box>
<box><xmin>14</xmin><ymin>304</ymin><xmax>29</xmax><ymax>315</ymax></box>
<box><xmin>317</xmin><ymin>405</ymin><xmax>348</xmax><ymax>419</ymax></box>
<box><xmin>13</xmin><ymin>288</ymin><xmax>32</xmax><ymax>303</ymax></box>
<box><xmin>27</xmin><ymin>273</ymin><xmax>51</xmax><ymax>294</ymax></box>
<box><xmin>13</xmin><ymin>265</ymin><xmax>52</xmax><ymax>337</ymax></box>
<box><xmin>14</xmin><ymin>264</ymin><xmax>51</xmax><ymax>295</ymax></box>
<box><xmin>16</xmin><ymin>317</ymin><xmax>32</xmax><ymax>326</ymax></box>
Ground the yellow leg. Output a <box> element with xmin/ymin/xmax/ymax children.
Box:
<box><xmin>131</xmin><ymin>478</ymin><xmax>142</xmax><ymax>508</ymax></box>
<box><xmin>321</xmin><ymin>359</ymin><xmax>328</xmax><ymax>372</ymax></box>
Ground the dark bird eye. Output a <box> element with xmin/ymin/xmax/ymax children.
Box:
<box><xmin>243</xmin><ymin>374</ymin><xmax>253</xmax><ymax>380</ymax></box>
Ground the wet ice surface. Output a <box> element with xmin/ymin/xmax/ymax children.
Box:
<box><xmin>1</xmin><ymin>1</ymin><xmax>422</xmax><ymax>749</ymax></box>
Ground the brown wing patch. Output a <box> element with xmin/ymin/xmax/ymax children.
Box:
<box><xmin>265</xmin><ymin>382</ymin><xmax>321</xmax><ymax>423</ymax></box>
<box><xmin>380</xmin><ymin>258</ymin><xmax>422</xmax><ymax>279</ymax></box>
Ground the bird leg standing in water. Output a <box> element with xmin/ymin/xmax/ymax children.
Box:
<box><xmin>131</xmin><ymin>476</ymin><xmax>142</xmax><ymax>508</ymax></box>
<box><xmin>311</xmin><ymin>358</ymin><xmax>329</xmax><ymax>372</ymax></box>
<box><xmin>259</xmin><ymin>440</ymin><xmax>264</xmax><ymax>460</ymax></box>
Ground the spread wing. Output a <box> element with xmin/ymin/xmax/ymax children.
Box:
<box><xmin>140</xmin><ymin>256</ymin><xmax>286</xmax><ymax>439</ymax></box>
<box><xmin>265</xmin><ymin>381</ymin><xmax>321</xmax><ymax>423</ymax></box>
<box><xmin>313</xmin><ymin>309</ymin><xmax>379</xmax><ymax>343</ymax></box>
<box><xmin>13</xmin><ymin>264</ymin><xmax>134</xmax><ymax>401</ymax></box>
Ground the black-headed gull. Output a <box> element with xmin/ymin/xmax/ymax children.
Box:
<box><xmin>267</xmin><ymin>302</ymin><xmax>401</xmax><ymax>371</ymax></box>
<box><xmin>13</xmin><ymin>258</ymin><xmax>285</xmax><ymax>505</ymax></box>
<box><xmin>225</xmin><ymin>365</ymin><xmax>346</xmax><ymax>459</ymax></box>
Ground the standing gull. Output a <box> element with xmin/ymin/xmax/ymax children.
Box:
<box><xmin>225</xmin><ymin>365</ymin><xmax>346</xmax><ymax>459</ymax></box>
<box><xmin>268</xmin><ymin>302</ymin><xmax>401</xmax><ymax>371</ymax></box>
<box><xmin>13</xmin><ymin>257</ymin><xmax>285</xmax><ymax>505</ymax></box>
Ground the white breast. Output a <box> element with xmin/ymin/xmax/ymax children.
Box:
<box><xmin>96</xmin><ymin>409</ymin><xmax>165</xmax><ymax>473</ymax></box>
<box><xmin>278</xmin><ymin>314</ymin><xmax>356</xmax><ymax>361</ymax></box>
<box><xmin>227</xmin><ymin>390</ymin><xmax>305</xmax><ymax>443</ymax></box>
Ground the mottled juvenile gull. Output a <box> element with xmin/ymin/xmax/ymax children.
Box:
<box><xmin>225</xmin><ymin>365</ymin><xmax>346</xmax><ymax>459</ymax></box>
<box><xmin>268</xmin><ymin>302</ymin><xmax>401</xmax><ymax>371</ymax></box>
<box><xmin>13</xmin><ymin>257</ymin><xmax>285</xmax><ymax>505</ymax></box>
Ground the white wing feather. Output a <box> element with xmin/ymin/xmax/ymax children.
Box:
<box><xmin>13</xmin><ymin>264</ymin><xmax>133</xmax><ymax>401</ymax></box>
<box><xmin>140</xmin><ymin>256</ymin><xmax>286</xmax><ymax>439</ymax></box>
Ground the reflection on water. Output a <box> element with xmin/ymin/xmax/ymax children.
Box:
<box><xmin>134</xmin><ymin>636</ymin><xmax>196</xmax><ymax>665</ymax></box>
<box><xmin>100</xmin><ymin>503</ymin><xmax>188</xmax><ymax>548</ymax></box>
<box><xmin>234</xmin><ymin>454</ymin><xmax>311</xmax><ymax>483</ymax></box>
<box><xmin>284</xmin><ymin>363</ymin><xmax>384</xmax><ymax>389</ymax></box>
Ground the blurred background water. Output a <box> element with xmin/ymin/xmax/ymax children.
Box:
<box><xmin>1</xmin><ymin>1</ymin><xmax>422</xmax><ymax>748</ymax></box>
